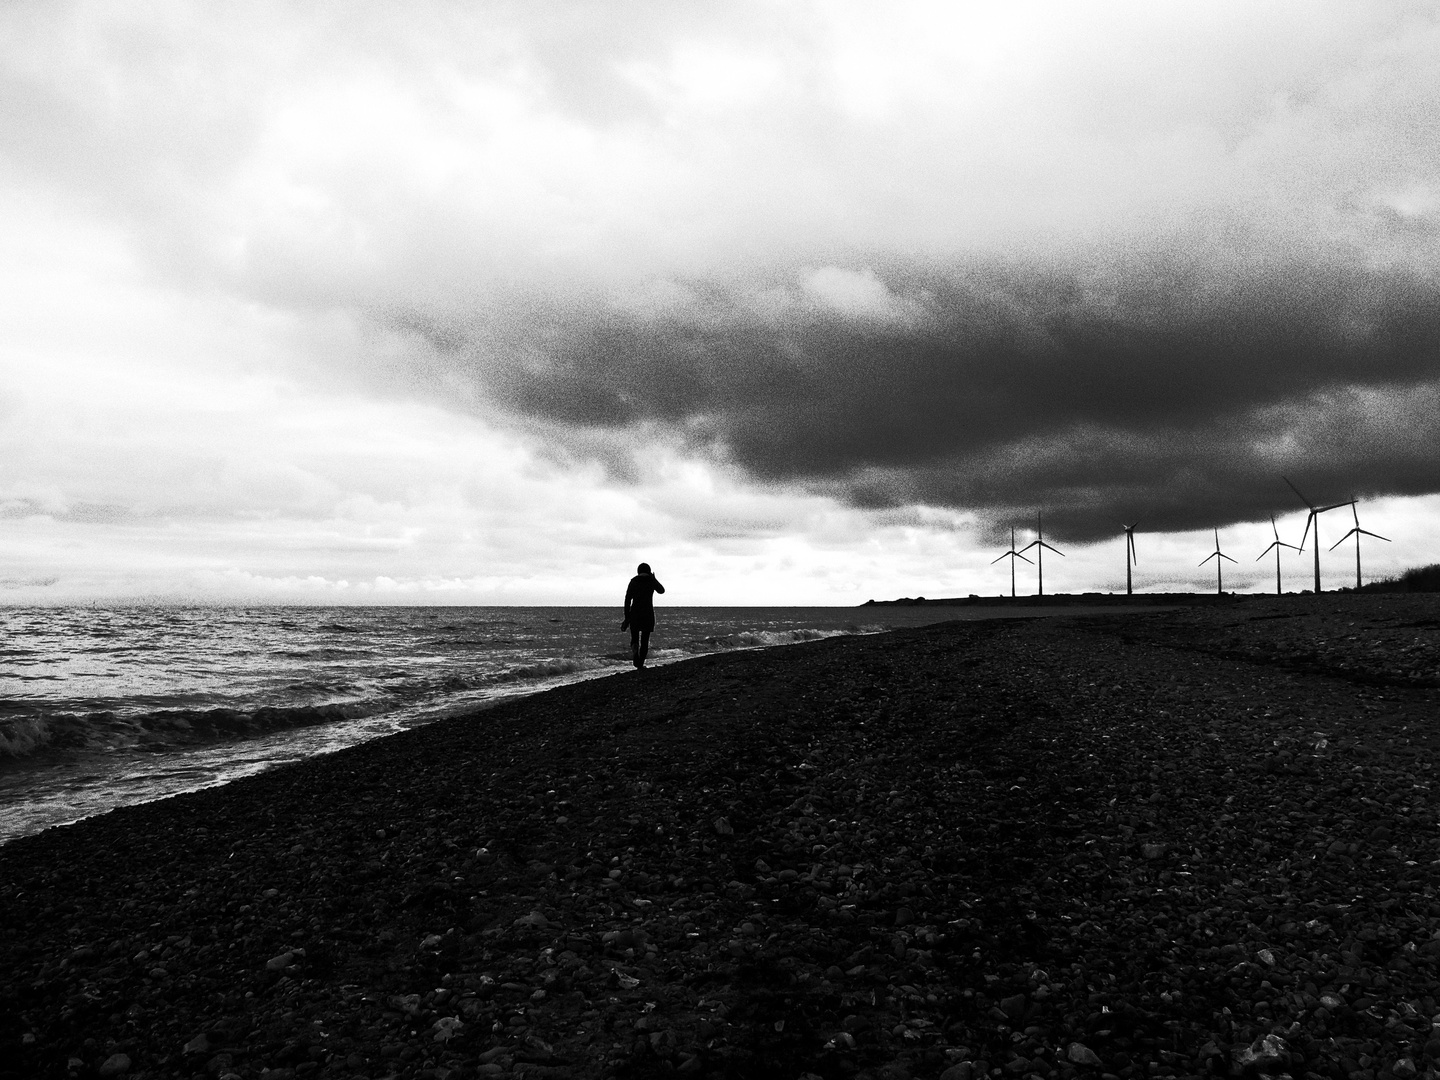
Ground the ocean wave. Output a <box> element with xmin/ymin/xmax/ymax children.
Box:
<box><xmin>687</xmin><ymin>627</ymin><xmax>857</xmax><ymax>652</ymax></box>
<box><xmin>493</xmin><ymin>656</ymin><xmax>612</xmax><ymax>682</ymax></box>
<box><xmin>0</xmin><ymin>701</ymin><xmax>373</xmax><ymax>762</ymax></box>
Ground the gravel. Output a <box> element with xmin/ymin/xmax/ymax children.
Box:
<box><xmin>2</xmin><ymin>594</ymin><xmax>1439</xmax><ymax>1080</ymax></box>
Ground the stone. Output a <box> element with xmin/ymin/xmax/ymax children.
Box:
<box><xmin>939</xmin><ymin>1065</ymin><xmax>974</xmax><ymax>1080</ymax></box>
<box><xmin>98</xmin><ymin>1053</ymin><xmax>131</xmax><ymax>1077</ymax></box>
<box><xmin>1067</xmin><ymin>1042</ymin><xmax>1103</xmax><ymax>1066</ymax></box>
<box><xmin>433</xmin><ymin>1017</ymin><xmax>464</xmax><ymax>1043</ymax></box>
<box><xmin>266</xmin><ymin>951</ymin><xmax>295</xmax><ymax>971</ymax></box>
<box><xmin>183</xmin><ymin>1032</ymin><xmax>211</xmax><ymax>1054</ymax></box>
<box><xmin>1234</xmin><ymin>1033</ymin><xmax>1289</xmax><ymax>1071</ymax></box>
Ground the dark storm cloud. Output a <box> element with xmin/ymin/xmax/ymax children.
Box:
<box><xmin>480</xmin><ymin>256</ymin><xmax>1440</xmax><ymax>540</ymax></box>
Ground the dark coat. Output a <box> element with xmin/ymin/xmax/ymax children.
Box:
<box><xmin>624</xmin><ymin>574</ymin><xmax>665</xmax><ymax>632</ymax></box>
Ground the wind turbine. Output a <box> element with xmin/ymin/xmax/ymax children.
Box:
<box><xmin>1121</xmin><ymin>522</ymin><xmax>1139</xmax><ymax>596</ymax></box>
<box><xmin>1328</xmin><ymin>500</ymin><xmax>1390</xmax><ymax>590</ymax></box>
<box><xmin>1255</xmin><ymin>515</ymin><xmax>1301</xmax><ymax>596</ymax></box>
<box><xmin>1019</xmin><ymin>512</ymin><xmax>1065</xmax><ymax>597</ymax></box>
<box><xmin>1284</xmin><ymin>477</ymin><xmax>1356</xmax><ymax>594</ymax></box>
<box><xmin>991</xmin><ymin>526</ymin><xmax>1032</xmax><ymax>599</ymax></box>
<box><xmin>1199</xmin><ymin>528</ymin><xmax>1236</xmax><ymax>595</ymax></box>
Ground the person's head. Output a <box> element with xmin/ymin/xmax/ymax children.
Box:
<box><xmin>637</xmin><ymin>562</ymin><xmax>651</xmax><ymax>575</ymax></box>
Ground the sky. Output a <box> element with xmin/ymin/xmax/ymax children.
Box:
<box><xmin>2</xmin><ymin>0</ymin><xmax>1438</xmax><ymax>605</ymax></box>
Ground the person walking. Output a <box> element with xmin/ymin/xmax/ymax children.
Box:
<box><xmin>621</xmin><ymin>563</ymin><xmax>665</xmax><ymax>669</ymax></box>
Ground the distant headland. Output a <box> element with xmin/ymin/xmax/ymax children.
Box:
<box><xmin>861</xmin><ymin>592</ymin><xmax>1243</xmax><ymax>607</ymax></box>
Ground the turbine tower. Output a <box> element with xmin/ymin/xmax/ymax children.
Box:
<box><xmin>1200</xmin><ymin>528</ymin><xmax>1236</xmax><ymax>595</ymax></box>
<box><xmin>1019</xmin><ymin>512</ymin><xmax>1065</xmax><ymax>597</ymax></box>
<box><xmin>1328</xmin><ymin>500</ymin><xmax>1390</xmax><ymax>590</ymax></box>
<box><xmin>1121</xmin><ymin>522</ymin><xmax>1139</xmax><ymax>596</ymax></box>
<box><xmin>991</xmin><ymin>526</ymin><xmax>1032</xmax><ymax>599</ymax></box>
<box><xmin>1284</xmin><ymin>477</ymin><xmax>1355</xmax><ymax>594</ymax></box>
<box><xmin>1255</xmin><ymin>515</ymin><xmax>1301</xmax><ymax>596</ymax></box>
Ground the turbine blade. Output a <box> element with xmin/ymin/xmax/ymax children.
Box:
<box><xmin>990</xmin><ymin>552</ymin><xmax>1009</xmax><ymax>564</ymax></box>
<box><xmin>1358</xmin><ymin>530</ymin><xmax>1390</xmax><ymax>542</ymax></box>
<box><xmin>1299</xmin><ymin>512</ymin><xmax>1312</xmax><ymax>550</ymax></box>
<box><xmin>1220</xmin><ymin>553</ymin><xmax>1237</xmax><ymax>563</ymax></box>
<box><xmin>1257</xmin><ymin>542</ymin><xmax>1278</xmax><ymax>560</ymax></box>
<box><xmin>1283</xmin><ymin>476</ymin><xmax>1313</xmax><ymax>508</ymax></box>
<box><xmin>1199</xmin><ymin>553</ymin><xmax>1216</xmax><ymax>566</ymax></box>
<box><xmin>1328</xmin><ymin>529</ymin><xmax>1356</xmax><ymax>551</ymax></box>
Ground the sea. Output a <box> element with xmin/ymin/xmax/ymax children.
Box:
<box><xmin>0</xmin><ymin>605</ymin><xmax>963</xmax><ymax>845</ymax></box>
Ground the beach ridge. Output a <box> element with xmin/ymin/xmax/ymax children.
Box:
<box><xmin>3</xmin><ymin>596</ymin><xmax>1439</xmax><ymax>1079</ymax></box>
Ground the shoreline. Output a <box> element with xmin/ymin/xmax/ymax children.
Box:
<box><xmin>3</xmin><ymin>595</ymin><xmax>1439</xmax><ymax>1079</ymax></box>
<box><xmin>2</xmin><ymin>602</ymin><xmax>1133</xmax><ymax>848</ymax></box>
<box><xmin>0</xmin><ymin>610</ymin><xmax>948</xmax><ymax>846</ymax></box>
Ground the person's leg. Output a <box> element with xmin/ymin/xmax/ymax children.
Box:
<box><xmin>638</xmin><ymin>629</ymin><xmax>650</xmax><ymax>665</ymax></box>
<box><xmin>630</xmin><ymin>626</ymin><xmax>642</xmax><ymax>667</ymax></box>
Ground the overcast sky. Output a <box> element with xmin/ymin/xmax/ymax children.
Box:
<box><xmin>2</xmin><ymin>1</ymin><xmax>1438</xmax><ymax>604</ymax></box>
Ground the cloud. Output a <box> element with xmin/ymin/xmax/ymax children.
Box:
<box><xmin>472</xmin><ymin>253</ymin><xmax>1440</xmax><ymax>539</ymax></box>
<box><xmin>2</xmin><ymin>1</ymin><xmax>1440</xmax><ymax>597</ymax></box>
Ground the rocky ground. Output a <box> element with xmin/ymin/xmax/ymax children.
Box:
<box><xmin>3</xmin><ymin>594</ymin><xmax>1440</xmax><ymax>1080</ymax></box>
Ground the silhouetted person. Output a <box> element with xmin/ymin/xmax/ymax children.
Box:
<box><xmin>621</xmin><ymin>563</ymin><xmax>665</xmax><ymax>669</ymax></box>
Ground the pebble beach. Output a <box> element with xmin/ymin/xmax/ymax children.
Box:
<box><xmin>4</xmin><ymin>595</ymin><xmax>1440</xmax><ymax>1080</ymax></box>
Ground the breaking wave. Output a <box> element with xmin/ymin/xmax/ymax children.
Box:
<box><xmin>686</xmin><ymin>625</ymin><xmax>883</xmax><ymax>652</ymax></box>
<box><xmin>0</xmin><ymin>702</ymin><xmax>374</xmax><ymax>762</ymax></box>
<box><xmin>494</xmin><ymin>656</ymin><xmax>610</xmax><ymax>682</ymax></box>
